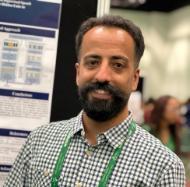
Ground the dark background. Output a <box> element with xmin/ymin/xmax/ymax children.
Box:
<box><xmin>50</xmin><ymin>0</ymin><xmax>97</xmax><ymax>122</ymax></box>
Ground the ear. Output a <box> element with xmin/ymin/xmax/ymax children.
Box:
<box><xmin>75</xmin><ymin>63</ymin><xmax>79</xmax><ymax>86</ymax></box>
<box><xmin>132</xmin><ymin>68</ymin><xmax>140</xmax><ymax>91</ymax></box>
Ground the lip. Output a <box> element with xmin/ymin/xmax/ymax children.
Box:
<box><xmin>90</xmin><ymin>89</ymin><xmax>112</xmax><ymax>99</ymax></box>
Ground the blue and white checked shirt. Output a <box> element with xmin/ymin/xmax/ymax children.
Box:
<box><xmin>4</xmin><ymin>112</ymin><xmax>185</xmax><ymax>186</ymax></box>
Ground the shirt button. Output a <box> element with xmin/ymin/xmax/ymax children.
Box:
<box><xmin>76</xmin><ymin>181</ymin><xmax>83</xmax><ymax>187</ymax></box>
<box><xmin>81</xmin><ymin>130</ymin><xmax>85</xmax><ymax>137</ymax></box>
<box><xmin>85</xmin><ymin>149</ymin><xmax>92</xmax><ymax>156</ymax></box>
<box><xmin>43</xmin><ymin>169</ymin><xmax>49</xmax><ymax>177</ymax></box>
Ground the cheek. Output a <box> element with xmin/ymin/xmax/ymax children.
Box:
<box><xmin>77</xmin><ymin>71</ymin><xmax>93</xmax><ymax>87</ymax></box>
<box><xmin>123</xmin><ymin>76</ymin><xmax>135</xmax><ymax>91</ymax></box>
<box><xmin>114</xmin><ymin>80</ymin><xmax>132</xmax><ymax>96</ymax></box>
<box><xmin>123</xmin><ymin>71</ymin><xmax>139</xmax><ymax>92</ymax></box>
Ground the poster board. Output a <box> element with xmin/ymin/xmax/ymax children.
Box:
<box><xmin>0</xmin><ymin>0</ymin><xmax>62</xmax><ymax>184</ymax></box>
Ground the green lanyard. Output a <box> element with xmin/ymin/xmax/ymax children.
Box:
<box><xmin>51</xmin><ymin>132</ymin><xmax>71</xmax><ymax>187</ymax></box>
<box><xmin>51</xmin><ymin>121</ymin><xmax>136</xmax><ymax>187</ymax></box>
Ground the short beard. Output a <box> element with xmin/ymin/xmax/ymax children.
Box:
<box><xmin>78</xmin><ymin>81</ymin><xmax>130</xmax><ymax>122</ymax></box>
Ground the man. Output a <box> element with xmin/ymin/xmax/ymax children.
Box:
<box><xmin>4</xmin><ymin>15</ymin><xmax>185</xmax><ymax>187</ymax></box>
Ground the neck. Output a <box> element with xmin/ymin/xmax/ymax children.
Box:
<box><xmin>159</xmin><ymin>120</ymin><xmax>170</xmax><ymax>144</ymax></box>
<box><xmin>82</xmin><ymin>108</ymin><xmax>129</xmax><ymax>145</ymax></box>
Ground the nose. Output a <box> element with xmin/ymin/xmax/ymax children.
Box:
<box><xmin>94</xmin><ymin>62</ymin><xmax>112</xmax><ymax>83</ymax></box>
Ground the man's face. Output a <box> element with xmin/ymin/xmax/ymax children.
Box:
<box><xmin>76</xmin><ymin>26</ymin><xmax>140</xmax><ymax>121</ymax></box>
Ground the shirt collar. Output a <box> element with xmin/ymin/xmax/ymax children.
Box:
<box><xmin>72</xmin><ymin>111</ymin><xmax>84</xmax><ymax>136</ymax></box>
<box><xmin>104</xmin><ymin>113</ymin><xmax>133</xmax><ymax>149</ymax></box>
<box><xmin>71</xmin><ymin>111</ymin><xmax>134</xmax><ymax>149</ymax></box>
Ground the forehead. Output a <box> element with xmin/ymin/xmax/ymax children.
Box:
<box><xmin>83</xmin><ymin>26</ymin><xmax>134</xmax><ymax>44</ymax></box>
<box><xmin>80</xmin><ymin>26</ymin><xmax>135</xmax><ymax>59</ymax></box>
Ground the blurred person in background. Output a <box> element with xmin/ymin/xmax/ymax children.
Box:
<box><xmin>141</xmin><ymin>98</ymin><xmax>155</xmax><ymax>133</ymax></box>
<box><xmin>144</xmin><ymin>97</ymin><xmax>155</xmax><ymax>124</ymax></box>
<box><xmin>150</xmin><ymin>95</ymin><xmax>183</xmax><ymax>154</ymax></box>
<box><xmin>183</xmin><ymin>98</ymin><xmax>190</xmax><ymax>127</ymax></box>
<box><xmin>142</xmin><ymin>97</ymin><xmax>155</xmax><ymax>131</ymax></box>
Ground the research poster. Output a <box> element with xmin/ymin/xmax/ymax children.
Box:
<box><xmin>0</xmin><ymin>0</ymin><xmax>62</xmax><ymax>184</ymax></box>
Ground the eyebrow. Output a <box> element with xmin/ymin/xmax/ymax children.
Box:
<box><xmin>84</xmin><ymin>54</ymin><xmax>100</xmax><ymax>59</ymax></box>
<box><xmin>84</xmin><ymin>55</ymin><xmax>129</xmax><ymax>61</ymax></box>
<box><xmin>111</xmin><ymin>55</ymin><xmax>129</xmax><ymax>62</ymax></box>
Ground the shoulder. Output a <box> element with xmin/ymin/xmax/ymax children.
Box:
<box><xmin>123</xmin><ymin>124</ymin><xmax>185</xmax><ymax>186</ymax></box>
<box><xmin>27</xmin><ymin>115</ymin><xmax>79</xmax><ymax>144</ymax></box>
<box><xmin>135</xmin><ymin>125</ymin><xmax>182</xmax><ymax>160</ymax></box>
<box><xmin>130</xmin><ymin>125</ymin><xmax>184</xmax><ymax>172</ymax></box>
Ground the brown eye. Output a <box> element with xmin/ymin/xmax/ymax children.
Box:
<box><xmin>110</xmin><ymin>56</ymin><xmax>128</xmax><ymax>72</ymax></box>
<box><xmin>114</xmin><ymin>63</ymin><xmax>123</xmax><ymax>68</ymax></box>
<box><xmin>84</xmin><ymin>58</ymin><xmax>99</xmax><ymax>69</ymax></box>
<box><xmin>112</xmin><ymin>62</ymin><xmax>126</xmax><ymax>71</ymax></box>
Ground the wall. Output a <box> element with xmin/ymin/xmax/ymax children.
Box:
<box><xmin>111</xmin><ymin>6</ymin><xmax>190</xmax><ymax>101</ymax></box>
